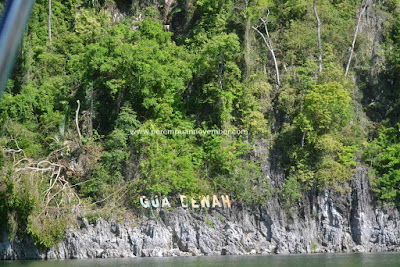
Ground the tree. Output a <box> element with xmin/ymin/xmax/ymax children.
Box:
<box><xmin>192</xmin><ymin>33</ymin><xmax>241</xmax><ymax>127</ymax></box>
<box><xmin>252</xmin><ymin>11</ymin><xmax>281</xmax><ymax>89</ymax></box>
<box><xmin>48</xmin><ymin>0</ymin><xmax>52</xmax><ymax>43</ymax></box>
<box><xmin>364</xmin><ymin>125</ymin><xmax>400</xmax><ymax>204</ymax></box>
<box><xmin>313</xmin><ymin>0</ymin><xmax>322</xmax><ymax>73</ymax></box>
<box><xmin>295</xmin><ymin>82</ymin><xmax>352</xmax><ymax>143</ymax></box>
<box><xmin>345</xmin><ymin>2</ymin><xmax>366</xmax><ymax>77</ymax></box>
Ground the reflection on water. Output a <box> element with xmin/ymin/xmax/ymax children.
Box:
<box><xmin>1</xmin><ymin>253</ymin><xmax>400</xmax><ymax>267</ymax></box>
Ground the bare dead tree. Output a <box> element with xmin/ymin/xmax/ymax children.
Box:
<box><xmin>3</xmin><ymin>138</ymin><xmax>28</xmax><ymax>164</ymax></box>
<box><xmin>13</xmin><ymin>155</ymin><xmax>82</xmax><ymax>217</ymax></box>
<box><xmin>313</xmin><ymin>0</ymin><xmax>322</xmax><ymax>73</ymax></box>
<box><xmin>1</xmin><ymin>129</ymin><xmax>125</xmax><ymax>221</ymax></box>
<box><xmin>75</xmin><ymin>100</ymin><xmax>83</xmax><ymax>145</ymax></box>
<box><xmin>48</xmin><ymin>0</ymin><xmax>52</xmax><ymax>43</ymax></box>
<box><xmin>345</xmin><ymin>3</ymin><xmax>366</xmax><ymax>77</ymax></box>
<box><xmin>299</xmin><ymin>84</ymin><xmax>307</xmax><ymax>147</ymax></box>
<box><xmin>89</xmin><ymin>87</ymin><xmax>94</xmax><ymax>135</ymax></box>
<box><xmin>252</xmin><ymin>11</ymin><xmax>281</xmax><ymax>89</ymax></box>
<box><xmin>2</xmin><ymin>139</ymin><xmax>82</xmax><ymax>217</ymax></box>
<box><xmin>218</xmin><ymin>56</ymin><xmax>225</xmax><ymax>91</ymax></box>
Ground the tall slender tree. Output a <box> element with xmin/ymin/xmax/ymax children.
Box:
<box><xmin>345</xmin><ymin>2</ymin><xmax>366</xmax><ymax>77</ymax></box>
<box><xmin>252</xmin><ymin>11</ymin><xmax>280</xmax><ymax>89</ymax></box>
<box><xmin>313</xmin><ymin>0</ymin><xmax>322</xmax><ymax>73</ymax></box>
<box><xmin>48</xmin><ymin>0</ymin><xmax>52</xmax><ymax>43</ymax></box>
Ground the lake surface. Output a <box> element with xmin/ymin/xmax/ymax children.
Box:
<box><xmin>1</xmin><ymin>253</ymin><xmax>400</xmax><ymax>267</ymax></box>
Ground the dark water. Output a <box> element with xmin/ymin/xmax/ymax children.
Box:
<box><xmin>1</xmin><ymin>253</ymin><xmax>400</xmax><ymax>267</ymax></box>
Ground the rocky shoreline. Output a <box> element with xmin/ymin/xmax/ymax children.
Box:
<box><xmin>1</xmin><ymin>167</ymin><xmax>400</xmax><ymax>260</ymax></box>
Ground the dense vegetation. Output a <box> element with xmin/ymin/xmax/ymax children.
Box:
<box><xmin>0</xmin><ymin>0</ymin><xmax>399</xmax><ymax>248</ymax></box>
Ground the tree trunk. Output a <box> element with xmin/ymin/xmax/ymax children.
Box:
<box><xmin>76</xmin><ymin>100</ymin><xmax>82</xmax><ymax>146</ymax></box>
<box><xmin>345</xmin><ymin>4</ymin><xmax>366</xmax><ymax>77</ymax></box>
<box><xmin>243</xmin><ymin>0</ymin><xmax>252</xmax><ymax>78</ymax></box>
<box><xmin>244</xmin><ymin>17</ymin><xmax>252</xmax><ymax>77</ymax></box>
<box><xmin>218</xmin><ymin>57</ymin><xmax>224</xmax><ymax>91</ymax></box>
<box><xmin>163</xmin><ymin>0</ymin><xmax>176</xmax><ymax>25</ymax></box>
<box><xmin>89</xmin><ymin>87</ymin><xmax>94</xmax><ymax>135</ymax></box>
<box><xmin>252</xmin><ymin>13</ymin><xmax>280</xmax><ymax>89</ymax></box>
<box><xmin>301</xmin><ymin>131</ymin><xmax>306</xmax><ymax>147</ymax></box>
<box><xmin>300</xmin><ymin>86</ymin><xmax>306</xmax><ymax>147</ymax></box>
<box><xmin>269</xmin><ymin>44</ymin><xmax>280</xmax><ymax>89</ymax></box>
<box><xmin>48</xmin><ymin>0</ymin><xmax>52</xmax><ymax>43</ymax></box>
<box><xmin>313</xmin><ymin>0</ymin><xmax>322</xmax><ymax>73</ymax></box>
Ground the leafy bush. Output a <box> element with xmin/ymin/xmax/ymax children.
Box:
<box><xmin>279</xmin><ymin>176</ymin><xmax>303</xmax><ymax>206</ymax></box>
<box><xmin>364</xmin><ymin>125</ymin><xmax>400</xmax><ymax>204</ymax></box>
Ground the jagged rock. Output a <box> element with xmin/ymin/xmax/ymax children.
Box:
<box><xmin>2</xmin><ymin>168</ymin><xmax>400</xmax><ymax>259</ymax></box>
<box><xmin>1</xmin><ymin>166</ymin><xmax>400</xmax><ymax>259</ymax></box>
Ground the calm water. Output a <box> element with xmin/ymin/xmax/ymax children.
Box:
<box><xmin>1</xmin><ymin>253</ymin><xmax>400</xmax><ymax>267</ymax></box>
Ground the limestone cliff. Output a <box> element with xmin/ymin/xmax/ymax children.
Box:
<box><xmin>1</xmin><ymin>166</ymin><xmax>399</xmax><ymax>260</ymax></box>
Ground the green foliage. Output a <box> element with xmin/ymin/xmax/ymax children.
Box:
<box><xmin>295</xmin><ymin>82</ymin><xmax>352</xmax><ymax>142</ymax></box>
<box><xmin>238</xmin><ymin>74</ymin><xmax>271</xmax><ymax>137</ymax></box>
<box><xmin>204</xmin><ymin>218</ymin><xmax>214</xmax><ymax>228</ymax></box>
<box><xmin>364</xmin><ymin>125</ymin><xmax>400</xmax><ymax>204</ymax></box>
<box><xmin>277</xmin><ymin>76</ymin><xmax>355</xmax><ymax>193</ymax></box>
<box><xmin>311</xmin><ymin>242</ymin><xmax>317</xmax><ymax>252</ymax></box>
<box><xmin>216</xmin><ymin>160</ymin><xmax>271</xmax><ymax>205</ymax></box>
<box><xmin>81</xmin><ymin>165</ymin><xmax>111</xmax><ymax>202</ymax></box>
<box><xmin>78</xmin><ymin>18</ymin><xmax>192</xmax><ymax>130</ymax></box>
<box><xmin>0</xmin><ymin>147</ymin><xmax>4</xmax><ymax>170</ymax></box>
<box><xmin>201</xmin><ymin>132</ymin><xmax>241</xmax><ymax>177</ymax></box>
<box><xmin>27</xmin><ymin>215</ymin><xmax>67</xmax><ymax>249</ymax></box>
<box><xmin>1</xmin><ymin>122</ymin><xmax>43</xmax><ymax>158</ymax></box>
<box><xmin>273</xmin><ymin>49</ymin><xmax>357</xmax><ymax>195</ymax></box>
<box><xmin>192</xmin><ymin>33</ymin><xmax>241</xmax><ymax>127</ymax></box>
<box><xmin>133</xmin><ymin>120</ymin><xmax>208</xmax><ymax>196</ymax></box>
<box><xmin>272</xmin><ymin>0</ymin><xmax>308</xmax><ymax>26</ymax></box>
<box><xmin>0</xmin><ymin>175</ymin><xmax>36</xmax><ymax>237</ymax></box>
<box><xmin>0</xmin><ymin>172</ymin><xmax>66</xmax><ymax>248</ymax></box>
<box><xmin>279</xmin><ymin>0</ymin><xmax>356</xmax><ymax>66</ymax></box>
<box><xmin>192</xmin><ymin>0</ymin><xmax>234</xmax><ymax>42</ymax></box>
<box><xmin>383</xmin><ymin>7</ymin><xmax>400</xmax><ymax>124</ymax></box>
<box><xmin>102</xmin><ymin>129</ymin><xmax>129</xmax><ymax>182</ymax></box>
<box><xmin>217</xmin><ymin>214</ymin><xmax>225</xmax><ymax>223</ymax></box>
<box><xmin>314</xmin><ymin>134</ymin><xmax>355</xmax><ymax>190</ymax></box>
<box><xmin>279</xmin><ymin>176</ymin><xmax>302</xmax><ymax>206</ymax></box>
<box><xmin>0</xmin><ymin>0</ymin><xmax>399</xmax><ymax>246</ymax></box>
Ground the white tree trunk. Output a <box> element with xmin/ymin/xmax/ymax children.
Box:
<box><xmin>76</xmin><ymin>100</ymin><xmax>82</xmax><ymax>145</ymax></box>
<box><xmin>345</xmin><ymin>4</ymin><xmax>366</xmax><ymax>77</ymax></box>
<box><xmin>243</xmin><ymin>0</ymin><xmax>252</xmax><ymax>77</ymax></box>
<box><xmin>252</xmin><ymin>13</ymin><xmax>280</xmax><ymax>89</ymax></box>
<box><xmin>313</xmin><ymin>0</ymin><xmax>322</xmax><ymax>73</ymax></box>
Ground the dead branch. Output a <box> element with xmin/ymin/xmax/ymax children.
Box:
<box><xmin>13</xmin><ymin>158</ymin><xmax>31</xmax><ymax>167</ymax></box>
<box><xmin>2</xmin><ymin>134</ymin><xmax>123</xmax><ymax>219</ymax></box>
<box><xmin>3</xmin><ymin>143</ymin><xmax>82</xmax><ymax>218</ymax></box>
<box><xmin>36</xmin><ymin>163</ymin><xmax>82</xmax><ymax>217</ymax></box>
<box><xmin>4</xmin><ymin>137</ymin><xmax>27</xmax><ymax>164</ymax></box>
<box><xmin>313</xmin><ymin>0</ymin><xmax>322</xmax><ymax>73</ymax></box>
<box><xmin>15</xmin><ymin>160</ymin><xmax>64</xmax><ymax>173</ymax></box>
<box><xmin>345</xmin><ymin>3</ymin><xmax>366</xmax><ymax>77</ymax></box>
<box><xmin>252</xmin><ymin>11</ymin><xmax>281</xmax><ymax>89</ymax></box>
<box><xmin>87</xmin><ymin>186</ymin><xmax>126</xmax><ymax>207</ymax></box>
<box><xmin>75</xmin><ymin>100</ymin><xmax>83</xmax><ymax>145</ymax></box>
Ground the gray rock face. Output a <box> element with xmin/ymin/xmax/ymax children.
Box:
<box><xmin>1</xmin><ymin>167</ymin><xmax>400</xmax><ymax>259</ymax></box>
<box><xmin>0</xmin><ymin>232</ymin><xmax>43</xmax><ymax>260</ymax></box>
